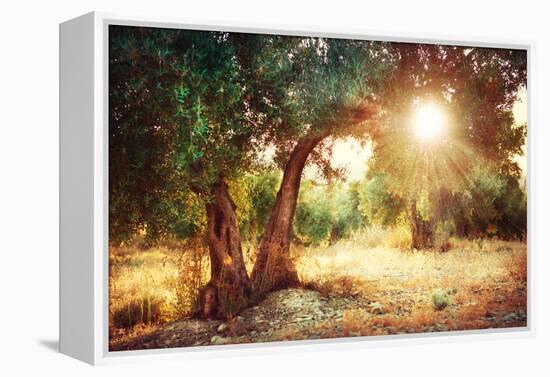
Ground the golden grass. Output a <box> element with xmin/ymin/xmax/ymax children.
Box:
<box><xmin>296</xmin><ymin>236</ymin><xmax>525</xmax><ymax>288</ymax></box>
<box><xmin>296</xmin><ymin>236</ymin><xmax>527</xmax><ymax>336</ymax></box>
<box><xmin>109</xmin><ymin>233</ymin><xmax>527</xmax><ymax>344</ymax></box>
<box><xmin>109</xmin><ymin>241</ymin><xmax>210</xmax><ymax>337</ymax></box>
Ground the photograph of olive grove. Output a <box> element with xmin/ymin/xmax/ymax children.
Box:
<box><xmin>108</xmin><ymin>25</ymin><xmax>528</xmax><ymax>351</ymax></box>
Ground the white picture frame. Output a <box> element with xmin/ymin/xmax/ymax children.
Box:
<box><xmin>59</xmin><ymin>11</ymin><xmax>536</xmax><ymax>365</ymax></box>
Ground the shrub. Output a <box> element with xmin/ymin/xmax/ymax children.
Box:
<box><xmin>174</xmin><ymin>240</ymin><xmax>210</xmax><ymax>315</ymax></box>
<box><xmin>447</xmin><ymin>166</ymin><xmax>527</xmax><ymax>240</ymax></box>
<box><xmin>432</xmin><ymin>289</ymin><xmax>451</xmax><ymax>310</ymax></box>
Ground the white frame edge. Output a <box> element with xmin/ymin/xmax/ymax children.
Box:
<box><xmin>59</xmin><ymin>12</ymin><xmax>96</xmax><ymax>365</ymax></box>
<box><xmin>59</xmin><ymin>11</ymin><xmax>536</xmax><ymax>365</ymax></box>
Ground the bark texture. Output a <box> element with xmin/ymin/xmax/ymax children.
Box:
<box><xmin>250</xmin><ymin>102</ymin><xmax>379</xmax><ymax>294</ymax></box>
<box><xmin>251</xmin><ymin>135</ymin><xmax>324</xmax><ymax>294</ymax></box>
<box><xmin>200</xmin><ymin>178</ymin><xmax>251</xmax><ymax>318</ymax></box>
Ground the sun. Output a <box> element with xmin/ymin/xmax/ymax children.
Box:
<box><xmin>413</xmin><ymin>103</ymin><xmax>446</xmax><ymax>142</ymax></box>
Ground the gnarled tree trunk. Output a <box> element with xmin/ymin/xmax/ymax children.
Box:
<box><xmin>250</xmin><ymin>102</ymin><xmax>378</xmax><ymax>295</ymax></box>
<box><xmin>199</xmin><ymin>178</ymin><xmax>251</xmax><ymax>319</ymax></box>
<box><xmin>410</xmin><ymin>201</ymin><xmax>435</xmax><ymax>250</ymax></box>
<box><xmin>251</xmin><ymin>135</ymin><xmax>324</xmax><ymax>294</ymax></box>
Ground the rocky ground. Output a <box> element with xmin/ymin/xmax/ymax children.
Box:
<box><xmin>110</xmin><ymin>286</ymin><xmax>527</xmax><ymax>351</ymax></box>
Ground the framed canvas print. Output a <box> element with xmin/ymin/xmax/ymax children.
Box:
<box><xmin>59</xmin><ymin>12</ymin><xmax>533</xmax><ymax>365</ymax></box>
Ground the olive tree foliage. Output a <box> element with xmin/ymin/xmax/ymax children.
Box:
<box><xmin>109</xmin><ymin>29</ymin><xmax>391</xmax><ymax>245</ymax></box>
<box><xmin>108</xmin><ymin>28</ymin><xmax>397</xmax><ymax>311</ymax></box>
<box><xmin>363</xmin><ymin>44</ymin><xmax>527</xmax><ymax>245</ymax></box>
<box><xmin>109</xmin><ymin>26</ymin><xmax>254</xmax><ymax>244</ymax></box>
<box><xmin>237</xmin><ymin>174</ymin><xmax>365</xmax><ymax>248</ymax></box>
<box><xmin>109</xmin><ymin>26</ymin><xmax>277</xmax><ymax>317</ymax></box>
<box><xmin>441</xmin><ymin>165</ymin><xmax>527</xmax><ymax>239</ymax></box>
<box><xmin>293</xmin><ymin>181</ymin><xmax>334</xmax><ymax>246</ymax></box>
<box><xmin>370</xmin><ymin>44</ymin><xmax>527</xmax><ymax>192</ymax></box>
<box><xmin>239</xmin><ymin>36</ymin><xmax>395</xmax><ymax>290</ymax></box>
<box><xmin>231</xmin><ymin>35</ymin><xmax>390</xmax><ymax>174</ymax></box>
<box><xmin>109</xmin><ymin>26</ymin><xmax>185</xmax><ymax>243</ymax></box>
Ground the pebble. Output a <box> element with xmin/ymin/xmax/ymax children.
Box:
<box><xmin>503</xmin><ymin>312</ymin><xmax>518</xmax><ymax>321</ymax></box>
<box><xmin>210</xmin><ymin>335</ymin><xmax>229</xmax><ymax>345</ymax></box>
<box><xmin>368</xmin><ymin>302</ymin><xmax>385</xmax><ymax>315</ymax></box>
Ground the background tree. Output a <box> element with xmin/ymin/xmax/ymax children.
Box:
<box><xmin>443</xmin><ymin>165</ymin><xmax>527</xmax><ymax>239</ymax></box>
<box><xmin>292</xmin><ymin>181</ymin><xmax>363</xmax><ymax>246</ymax></box>
<box><xmin>293</xmin><ymin>181</ymin><xmax>334</xmax><ymax>246</ymax></box>
<box><xmin>358</xmin><ymin>174</ymin><xmax>405</xmax><ymax>227</ymax></box>
<box><xmin>238</xmin><ymin>172</ymin><xmax>281</xmax><ymax>244</ymax></box>
<box><xmin>330</xmin><ymin>181</ymin><xmax>364</xmax><ymax>243</ymax></box>
<box><xmin>366</xmin><ymin>44</ymin><xmax>527</xmax><ymax>248</ymax></box>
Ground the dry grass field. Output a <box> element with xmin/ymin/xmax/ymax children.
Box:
<box><xmin>109</xmin><ymin>232</ymin><xmax>527</xmax><ymax>349</ymax></box>
<box><xmin>297</xmin><ymin>236</ymin><xmax>527</xmax><ymax>337</ymax></box>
